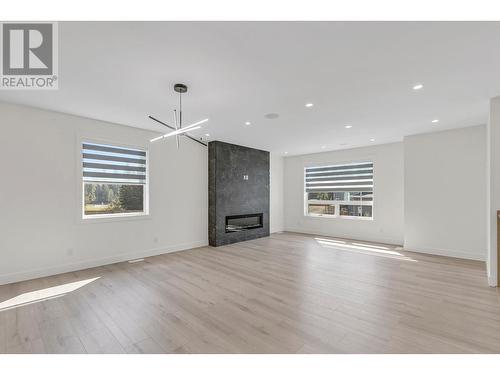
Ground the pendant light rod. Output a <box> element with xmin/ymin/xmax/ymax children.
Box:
<box><xmin>179</xmin><ymin>90</ymin><xmax>182</xmax><ymax>129</ymax></box>
<box><xmin>174</xmin><ymin>109</ymin><xmax>179</xmax><ymax>149</ymax></box>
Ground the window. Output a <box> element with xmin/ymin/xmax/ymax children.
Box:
<box><xmin>305</xmin><ymin>161</ymin><xmax>373</xmax><ymax>219</ymax></box>
<box><xmin>82</xmin><ymin>142</ymin><xmax>148</xmax><ymax>218</ymax></box>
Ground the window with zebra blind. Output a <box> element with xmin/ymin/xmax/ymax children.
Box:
<box><xmin>81</xmin><ymin>142</ymin><xmax>148</xmax><ymax>218</ymax></box>
<box><xmin>304</xmin><ymin>161</ymin><xmax>373</xmax><ymax>219</ymax></box>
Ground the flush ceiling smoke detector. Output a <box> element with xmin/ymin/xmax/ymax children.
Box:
<box><xmin>264</xmin><ymin>113</ymin><xmax>279</xmax><ymax>119</ymax></box>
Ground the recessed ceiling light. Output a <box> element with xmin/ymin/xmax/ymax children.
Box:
<box><xmin>284</xmin><ymin>151</ymin><xmax>288</xmax><ymax>154</ymax></box>
<box><xmin>413</xmin><ymin>83</ymin><xmax>423</xmax><ymax>90</ymax></box>
<box><xmin>305</xmin><ymin>103</ymin><xmax>314</xmax><ymax>108</ymax></box>
<box><xmin>370</xmin><ymin>138</ymin><xmax>375</xmax><ymax>142</ymax></box>
<box><xmin>344</xmin><ymin>125</ymin><xmax>352</xmax><ymax>129</ymax></box>
<box><xmin>321</xmin><ymin>145</ymin><xmax>326</xmax><ymax>149</ymax></box>
<box><xmin>205</xmin><ymin>133</ymin><xmax>210</xmax><ymax>137</ymax></box>
<box><xmin>431</xmin><ymin>119</ymin><xmax>439</xmax><ymax>123</ymax></box>
<box><xmin>245</xmin><ymin>121</ymin><xmax>251</xmax><ymax>125</ymax></box>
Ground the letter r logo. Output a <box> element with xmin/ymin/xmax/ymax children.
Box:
<box><xmin>2</xmin><ymin>23</ymin><xmax>53</xmax><ymax>75</ymax></box>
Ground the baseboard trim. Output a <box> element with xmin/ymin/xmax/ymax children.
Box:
<box><xmin>0</xmin><ymin>240</ymin><xmax>208</xmax><ymax>286</ymax></box>
<box><xmin>284</xmin><ymin>227</ymin><xmax>403</xmax><ymax>246</ymax></box>
<box><xmin>403</xmin><ymin>246</ymin><xmax>486</xmax><ymax>261</ymax></box>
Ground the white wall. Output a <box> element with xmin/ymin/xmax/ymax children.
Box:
<box><xmin>404</xmin><ymin>125</ymin><xmax>487</xmax><ymax>261</ymax></box>
<box><xmin>270</xmin><ymin>154</ymin><xmax>284</xmax><ymax>233</ymax></box>
<box><xmin>283</xmin><ymin>142</ymin><xmax>405</xmax><ymax>244</ymax></box>
<box><xmin>487</xmin><ymin>97</ymin><xmax>500</xmax><ymax>285</ymax></box>
<box><xmin>0</xmin><ymin>102</ymin><xmax>209</xmax><ymax>285</ymax></box>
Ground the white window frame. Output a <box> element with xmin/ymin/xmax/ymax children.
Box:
<box><xmin>303</xmin><ymin>162</ymin><xmax>374</xmax><ymax>221</ymax></box>
<box><xmin>79</xmin><ymin>138</ymin><xmax>150</xmax><ymax>221</ymax></box>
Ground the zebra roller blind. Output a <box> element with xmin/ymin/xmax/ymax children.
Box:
<box><xmin>305</xmin><ymin>161</ymin><xmax>373</xmax><ymax>192</ymax></box>
<box><xmin>82</xmin><ymin>142</ymin><xmax>147</xmax><ymax>184</ymax></box>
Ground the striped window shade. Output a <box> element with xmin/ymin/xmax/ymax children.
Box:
<box><xmin>305</xmin><ymin>162</ymin><xmax>373</xmax><ymax>192</ymax></box>
<box><xmin>82</xmin><ymin>142</ymin><xmax>147</xmax><ymax>184</ymax></box>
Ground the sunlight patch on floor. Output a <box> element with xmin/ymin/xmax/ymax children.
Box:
<box><xmin>314</xmin><ymin>238</ymin><xmax>417</xmax><ymax>262</ymax></box>
<box><xmin>351</xmin><ymin>242</ymin><xmax>390</xmax><ymax>250</ymax></box>
<box><xmin>0</xmin><ymin>277</ymin><xmax>100</xmax><ymax>312</ymax></box>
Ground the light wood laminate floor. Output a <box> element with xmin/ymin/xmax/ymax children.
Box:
<box><xmin>1</xmin><ymin>232</ymin><xmax>499</xmax><ymax>354</ymax></box>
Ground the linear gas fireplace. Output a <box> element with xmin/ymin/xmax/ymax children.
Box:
<box><xmin>226</xmin><ymin>213</ymin><xmax>263</xmax><ymax>233</ymax></box>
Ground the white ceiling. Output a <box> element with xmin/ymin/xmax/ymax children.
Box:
<box><xmin>2</xmin><ymin>21</ymin><xmax>500</xmax><ymax>155</ymax></box>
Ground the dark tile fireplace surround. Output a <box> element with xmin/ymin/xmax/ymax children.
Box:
<box><xmin>208</xmin><ymin>141</ymin><xmax>270</xmax><ymax>246</ymax></box>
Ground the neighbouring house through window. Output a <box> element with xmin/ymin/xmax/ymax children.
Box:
<box><xmin>305</xmin><ymin>161</ymin><xmax>373</xmax><ymax>219</ymax></box>
<box><xmin>82</xmin><ymin>142</ymin><xmax>148</xmax><ymax>218</ymax></box>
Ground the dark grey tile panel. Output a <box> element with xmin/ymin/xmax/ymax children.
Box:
<box><xmin>208</xmin><ymin>141</ymin><xmax>270</xmax><ymax>246</ymax></box>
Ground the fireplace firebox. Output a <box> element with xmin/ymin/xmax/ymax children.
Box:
<box><xmin>225</xmin><ymin>213</ymin><xmax>263</xmax><ymax>233</ymax></box>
